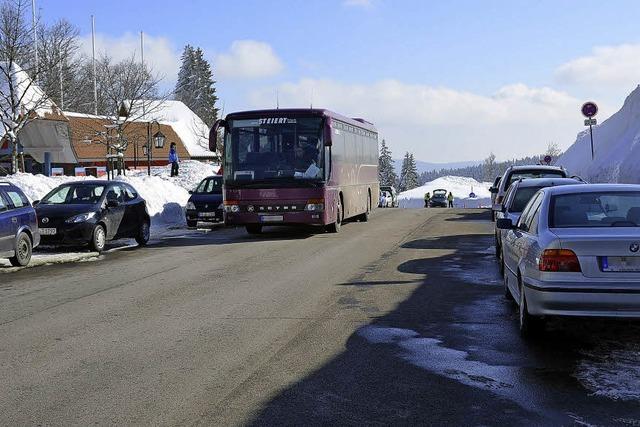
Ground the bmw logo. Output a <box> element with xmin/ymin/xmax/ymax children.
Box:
<box><xmin>42</xmin><ymin>217</ymin><xmax>49</xmax><ymax>224</ymax></box>
<box><xmin>631</xmin><ymin>243</ymin><xmax>640</xmax><ymax>253</ymax></box>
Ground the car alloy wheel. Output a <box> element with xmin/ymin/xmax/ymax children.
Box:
<box><xmin>91</xmin><ymin>225</ymin><xmax>106</xmax><ymax>253</ymax></box>
<box><xmin>136</xmin><ymin>221</ymin><xmax>150</xmax><ymax>246</ymax></box>
<box><xmin>10</xmin><ymin>232</ymin><xmax>32</xmax><ymax>267</ymax></box>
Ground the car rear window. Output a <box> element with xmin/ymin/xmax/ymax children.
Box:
<box><xmin>507</xmin><ymin>170</ymin><xmax>565</xmax><ymax>187</ymax></box>
<box><xmin>550</xmin><ymin>192</ymin><xmax>640</xmax><ymax>228</ymax></box>
<box><xmin>5</xmin><ymin>190</ymin><xmax>28</xmax><ymax>208</ymax></box>
<box><xmin>510</xmin><ymin>187</ymin><xmax>543</xmax><ymax>212</ymax></box>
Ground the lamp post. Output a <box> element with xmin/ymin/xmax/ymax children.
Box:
<box><xmin>146</xmin><ymin>120</ymin><xmax>165</xmax><ymax>176</ymax></box>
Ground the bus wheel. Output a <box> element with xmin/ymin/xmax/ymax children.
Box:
<box><xmin>246</xmin><ymin>224</ymin><xmax>262</xmax><ymax>234</ymax></box>
<box><xmin>359</xmin><ymin>194</ymin><xmax>371</xmax><ymax>222</ymax></box>
<box><xmin>327</xmin><ymin>200</ymin><xmax>342</xmax><ymax>233</ymax></box>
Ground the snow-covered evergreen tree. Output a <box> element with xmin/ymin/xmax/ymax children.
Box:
<box><xmin>378</xmin><ymin>139</ymin><xmax>397</xmax><ymax>186</ymax></box>
<box><xmin>399</xmin><ymin>152</ymin><xmax>419</xmax><ymax>191</ymax></box>
<box><xmin>174</xmin><ymin>45</ymin><xmax>218</xmax><ymax>126</ymax></box>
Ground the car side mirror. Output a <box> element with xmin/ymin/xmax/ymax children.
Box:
<box><xmin>209</xmin><ymin>119</ymin><xmax>226</xmax><ymax>152</ymax></box>
<box><xmin>32</xmin><ymin>200</ymin><xmax>40</xmax><ymax>206</ymax></box>
<box><xmin>496</xmin><ymin>218</ymin><xmax>515</xmax><ymax>230</ymax></box>
<box><xmin>106</xmin><ymin>199</ymin><xmax>120</xmax><ymax>208</ymax></box>
<box><xmin>490</xmin><ymin>187</ymin><xmax>499</xmax><ymax>194</ymax></box>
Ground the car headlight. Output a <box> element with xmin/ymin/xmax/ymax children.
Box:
<box><xmin>186</xmin><ymin>201</ymin><xmax>196</xmax><ymax>210</ymax></box>
<box><xmin>65</xmin><ymin>212</ymin><xmax>96</xmax><ymax>223</ymax></box>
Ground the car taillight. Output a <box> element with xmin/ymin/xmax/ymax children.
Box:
<box><xmin>539</xmin><ymin>249</ymin><xmax>581</xmax><ymax>272</ymax></box>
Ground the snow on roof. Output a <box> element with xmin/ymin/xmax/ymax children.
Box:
<box><xmin>0</xmin><ymin>61</ymin><xmax>55</xmax><ymax>138</ymax></box>
<box><xmin>128</xmin><ymin>100</ymin><xmax>214</xmax><ymax>158</ymax></box>
<box><xmin>558</xmin><ymin>85</ymin><xmax>640</xmax><ymax>184</ymax></box>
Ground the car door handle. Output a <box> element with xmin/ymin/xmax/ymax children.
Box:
<box><xmin>11</xmin><ymin>217</ymin><xmax>17</xmax><ymax>223</ymax></box>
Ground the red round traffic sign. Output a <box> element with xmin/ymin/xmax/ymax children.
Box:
<box><xmin>581</xmin><ymin>101</ymin><xmax>598</xmax><ymax>118</ymax></box>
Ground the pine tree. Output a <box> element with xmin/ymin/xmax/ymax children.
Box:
<box><xmin>399</xmin><ymin>152</ymin><xmax>420</xmax><ymax>192</ymax></box>
<box><xmin>174</xmin><ymin>45</ymin><xmax>219</xmax><ymax>126</ymax></box>
<box><xmin>378</xmin><ymin>139</ymin><xmax>397</xmax><ymax>186</ymax></box>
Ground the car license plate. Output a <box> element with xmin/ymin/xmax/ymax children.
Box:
<box><xmin>40</xmin><ymin>228</ymin><xmax>57</xmax><ymax>235</ymax></box>
<box><xmin>260</xmin><ymin>215</ymin><xmax>284</xmax><ymax>222</ymax></box>
<box><xmin>601</xmin><ymin>256</ymin><xmax>640</xmax><ymax>272</ymax></box>
<box><xmin>199</xmin><ymin>212</ymin><xmax>217</xmax><ymax>217</ymax></box>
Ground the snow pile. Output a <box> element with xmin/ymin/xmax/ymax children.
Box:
<box><xmin>558</xmin><ymin>85</ymin><xmax>640</xmax><ymax>183</ymax></box>
<box><xmin>132</xmin><ymin>100</ymin><xmax>214</xmax><ymax>158</ymax></box>
<box><xmin>398</xmin><ymin>176</ymin><xmax>492</xmax><ymax>208</ymax></box>
<box><xmin>4</xmin><ymin>160</ymin><xmax>217</xmax><ymax>227</ymax></box>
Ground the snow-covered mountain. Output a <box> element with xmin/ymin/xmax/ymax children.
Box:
<box><xmin>558</xmin><ymin>86</ymin><xmax>640</xmax><ymax>183</ymax></box>
<box><xmin>398</xmin><ymin>176</ymin><xmax>492</xmax><ymax>208</ymax></box>
<box><xmin>393</xmin><ymin>159</ymin><xmax>481</xmax><ymax>175</ymax></box>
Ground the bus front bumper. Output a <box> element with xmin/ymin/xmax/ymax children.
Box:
<box><xmin>225</xmin><ymin>211</ymin><xmax>327</xmax><ymax>226</ymax></box>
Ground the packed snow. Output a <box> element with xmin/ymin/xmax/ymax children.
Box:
<box><xmin>558</xmin><ymin>85</ymin><xmax>640</xmax><ymax>183</ymax></box>
<box><xmin>4</xmin><ymin>160</ymin><xmax>219</xmax><ymax>227</ymax></box>
<box><xmin>397</xmin><ymin>176</ymin><xmax>492</xmax><ymax>208</ymax></box>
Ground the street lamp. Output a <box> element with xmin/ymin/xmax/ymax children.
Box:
<box><xmin>146</xmin><ymin>120</ymin><xmax>162</xmax><ymax>176</ymax></box>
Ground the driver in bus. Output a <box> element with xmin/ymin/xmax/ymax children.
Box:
<box><xmin>294</xmin><ymin>139</ymin><xmax>321</xmax><ymax>178</ymax></box>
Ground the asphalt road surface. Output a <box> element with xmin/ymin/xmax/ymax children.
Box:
<box><xmin>2</xmin><ymin>208</ymin><xmax>640</xmax><ymax>425</ymax></box>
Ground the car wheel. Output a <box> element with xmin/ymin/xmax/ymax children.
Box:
<box><xmin>90</xmin><ymin>224</ymin><xmax>106</xmax><ymax>253</ymax></box>
<box><xmin>519</xmin><ymin>277</ymin><xmax>544</xmax><ymax>337</ymax></box>
<box><xmin>246</xmin><ymin>224</ymin><xmax>262</xmax><ymax>235</ymax></box>
<box><xmin>9</xmin><ymin>232</ymin><xmax>32</xmax><ymax>267</ymax></box>
<box><xmin>187</xmin><ymin>220</ymin><xmax>197</xmax><ymax>228</ymax></box>
<box><xmin>136</xmin><ymin>220</ymin><xmax>150</xmax><ymax>246</ymax></box>
<box><xmin>327</xmin><ymin>199</ymin><xmax>342</xmax><ymax>233</ymax></box>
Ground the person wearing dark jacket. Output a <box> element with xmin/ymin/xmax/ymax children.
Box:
<box><xmin>169</xmin><ymin>143</ymin><xmax>179</xmax><ymax>177</ymax></box>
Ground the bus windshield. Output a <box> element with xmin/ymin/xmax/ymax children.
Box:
<box><xmin>225</xmin><ymin>117</ymin><xmax>324</xmax><ymax>182</ymax></box>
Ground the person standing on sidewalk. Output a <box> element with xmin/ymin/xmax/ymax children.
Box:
<box><xmin>447</xmin><ymin>191</ymin><xmax>454</xmax><ymax>208</ymax></box>
<box><xmin>169</xmin><ymin>142</ymin><xmax>179</xmax><ymax>177</ymax></box>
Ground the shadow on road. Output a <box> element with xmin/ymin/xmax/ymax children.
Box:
<box><xmin>241</xmin><ymin>210</ymin><xmax>640</xmax><ymax>426</ymax></box>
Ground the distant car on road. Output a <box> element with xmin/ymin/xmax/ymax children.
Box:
<box><xmin>491</xmin><ymin>165</ymin><xmax>568</xmax><ymax>220</ymax></box>
<box><xmin>498</xmin><ymin>184</ymin><xmax>640</xmax><ymax>337</ymax></box>
<box><xmin>0</xmin><ymin>182</ymin><xmax>39</xmax><ymax>266</ymax></box>
<box><xmin>186</xmin><ymin>175</ymin><xmax>224</xmax><ymax>227</ymax></box>
<box><xmin>430</xmin><ymin>189</ymin><xmax>448</xmax><ymax>207</ymax></box>
<box><xmin>34</xmin><ymin>181</ymin><xmax>150</xmax><ymax>253</ymax></box>
<box><xmin>379</xmin><ymin>185</ymin><xmax>399</xmax><ymax>207</ymax></box>
<box><xmin>494</xmin><ymin>177</ymin><xmax>584</xmax><ymax>269</ymax></box>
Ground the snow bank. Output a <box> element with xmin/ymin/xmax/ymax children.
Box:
<box><xmin>398</xmin><ymin>176</ymin><xmax>492</xmax><ymax>208</ymax></box>
<box><xmin>4</xmin><ymin>160</ymin><xmax>218</xmax><ymax>227</ymax></box>
<box><xmin>558</xmin><ymin>85</ymin><xmax>640</xmax><ymax>183</ymax></box>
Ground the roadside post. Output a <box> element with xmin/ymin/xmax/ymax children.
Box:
<box><xmin>581</xmin><ymin>101</ymin><xmax>598</xmax><ymax>160</ymax></box>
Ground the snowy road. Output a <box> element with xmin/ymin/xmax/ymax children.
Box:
<box><xmin>1</xmin><ymin>208</ymin><xmax>640</xmax><ymax>425</ymax></box>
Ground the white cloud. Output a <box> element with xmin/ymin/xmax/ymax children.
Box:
<box><xmin>556</xmin><ymin>43</ymin><xmax>640</xmax><ymax>88</ymax></box>
<box><xmin>249</xmin><ymin>79</ymin><xmax>580</xmax><ymax>162</ymax></box>
<box><xmin>214</xmin><ymin>40</ymin><xmax>284</xmax><ymax>80</ymax></box>
<box><xmin>343</xmin><ymin>0</ymin><xmax>372</xmax><ymax>7</ymax></box>
<box><xmin>79</xmin><ymin>32</ymin><xmax>180</xmax><ymax>88</ymax></box>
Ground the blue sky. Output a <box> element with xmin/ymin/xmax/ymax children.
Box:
<box><xmin>37</xmin><ymin>0</ymin><xmax>640</xmax><ymax>162</ymax></box>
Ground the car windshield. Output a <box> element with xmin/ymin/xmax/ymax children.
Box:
<box><xmin>225</xmin><ymin>117</ymin><xmax>324</xmax><ymax>182</ymax></box>
<box><xmin>510</xmin><ymin>187</ymin><xmax>543</xmax><ymax>212</ymax></box>
<box><xmin>508</xmin><ymin>170</ymin><xmax>565</xmax><ymax>186</ymax></box>
<box><xmin>195</xmin><ymin>177</ymin><xmax>222</xmax><ymax>194</ymax></box>
<box><xmin>41</xmin><ymin>184</ymin><xmax>105</xmax><ymax>205</ymax></box>
<box><xmin>550</xmin><ymin>192</ymin><xmax>640</xmax><ymax>228</ymax></box>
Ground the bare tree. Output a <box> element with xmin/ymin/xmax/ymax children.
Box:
<box><xmin>544</xmin><ymin>142</ymin><xmax>562</xmax><ymax>163</ymax></box>
<box><xmin>0</xmin><ymin>0</ymin><xmax>60</xmax><ymax>173</ymax></box>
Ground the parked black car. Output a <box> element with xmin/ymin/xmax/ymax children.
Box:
<box><xmin>0</xmin><ymin>182</ymin><xmax>40</xmax><ymax>266</ymax></box>
<box><xmin>430</xmin><ymin>189</ymin><xmax>448</xmax><ymax>207</ymax></box>
<box><xmin>34</xmin><ymin>181</ymin><xmax>150</xmax><ymax>253</ymax></box>
<box><xmin>186</xmin><ymin>175</ymin><xmax>224</xmax><ymax>227</ymax></box>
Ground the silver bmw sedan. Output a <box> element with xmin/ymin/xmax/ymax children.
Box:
<box><xmin>498</xmin><ymin>184</ymin><xmax>640</xmax><ymax>337</ymax></box>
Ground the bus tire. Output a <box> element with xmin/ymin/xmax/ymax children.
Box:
<box><xmin>327</xmin><ymin>199</ymin><xmax>342</xmax><ymax>233</ymax></box>
<box><xmin>246</xmin><ymin>225</ymin><xmax>262</xmax><ymax>235</ymax></box>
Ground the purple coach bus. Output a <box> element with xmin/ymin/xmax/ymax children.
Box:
<box><xmin>209</xmin><ymin>109</ymin><xmax>379</xmax><ymax>234</ymax></box>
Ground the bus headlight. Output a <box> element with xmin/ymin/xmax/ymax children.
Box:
<box><xmin>305</xmin><ymin>200</ymin><xmax>324</xmax><ymax>212</ymax></box>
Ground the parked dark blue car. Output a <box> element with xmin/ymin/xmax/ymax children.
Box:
<box><xmin>186</xmin><ymin>175</ymin><xmax>223</xmax><ymax>227</ymax></box>
<box><xmin>0</xmin><ymin>182</ymin><xmax>40</xmax><ymax>266</ymax></box>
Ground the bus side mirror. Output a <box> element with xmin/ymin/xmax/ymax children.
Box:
<box><xmin>324</xmin><ymin>119</ymin><xmax>333</xmax><ymax>146</ymax></box>
<box><xmin>209</xmin><ymin>119</ymin><xmax>226</xmax><ymax>152</ymax></box>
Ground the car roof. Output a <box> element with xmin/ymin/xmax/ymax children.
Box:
<box><xmin>543</xmin><ymin>183</ymin><xmax>640</xmax><ymax>195</ymax></box>
<box><xmin>506</xmin><ymin>164</ymin><xmax>565</xmax><ymax>172</ymax></box>
<box><xmin>58</xmin><ymin>180</ymin><xmax>112</xmax><ymax>186</ymax></box>
<box><xmin>512</xmin><ymin>177</ymin><xmax>582</xmax><ymax>188</ymax></box>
